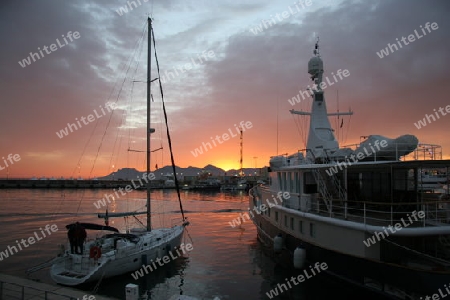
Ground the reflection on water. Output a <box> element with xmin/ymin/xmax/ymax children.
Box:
<box><xmin>0</xmin><ymin>189</ymin><xmax>384</xmax><ymax>299</ymax></box>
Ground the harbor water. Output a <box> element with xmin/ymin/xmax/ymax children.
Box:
<box><xmin>0</xmin><ymin>189</ymin><xmax>387</xmax><ymax>299</ymax></box>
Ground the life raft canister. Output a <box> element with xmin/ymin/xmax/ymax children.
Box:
<box><xmin>90</xmin><ymin>246</ymin><xmax>102</xmax><ymax>259</ymax></box>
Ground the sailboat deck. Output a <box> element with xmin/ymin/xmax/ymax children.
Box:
<box><xmin>58</xmin><ymin>271</ymin><xmax>86</xmax><ymax>278</ymax></box>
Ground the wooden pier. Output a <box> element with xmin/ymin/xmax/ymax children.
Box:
<box><xmin>0</xmin><ymin>273</ymin><xmax>119</xmax><ymax>300</ymax></box>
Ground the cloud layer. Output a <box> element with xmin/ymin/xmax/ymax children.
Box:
<box><xmin>1</xmin><ymin>0</ymin><xmax>449</xmax><ymax>177</ymax></box>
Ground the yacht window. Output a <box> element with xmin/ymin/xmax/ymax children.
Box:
<box><xmin>315</xmin><ymin>92</ymin><xmax>324</xmax><ymax>101</ymax></box>
<box><xmin>310</xmin><ymin>223</ymin><xmax>316</xmax><ymax>237</ymax></box>
<box><xmin>304</xmin><ymin>172</ymin><xmax>317</xmax><ymax>194</ymax></box>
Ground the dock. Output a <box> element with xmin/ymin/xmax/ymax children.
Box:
<box><xmin>0</xmin><ymin>273</ymin><xmax>119</xmax><ymax>300</ymax></box>
<box><xmin>0</xmin><ymin>178</ymin><xmax>263</xmax><ymax>190</ymax></box>
<box><xmin>0</xmin><ymin>179</ymin><xmax>139</xmax><ymax>189</ymax></box>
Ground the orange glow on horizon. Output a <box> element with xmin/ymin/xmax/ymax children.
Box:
<box><xmin>4</xmin><ymin>137</ymin><xmax>450</xmax><ymax>179</ymax></box>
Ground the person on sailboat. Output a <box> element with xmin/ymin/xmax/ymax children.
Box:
<box><xmin>67</xmin><ymin>225</ymin><xmax>76</xmax><ymax>254</ymax></box>
<box><xmin>68</xmin><ymin>222</ymin><xmax>87</xmax><ymax>254</ymax></box>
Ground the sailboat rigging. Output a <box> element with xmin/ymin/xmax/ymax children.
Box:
<box><xmin>44</xmin><ymin>18</ymin><xmax>189</xmax><ymax>286</ymax></box>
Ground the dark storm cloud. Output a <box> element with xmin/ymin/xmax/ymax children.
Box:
<box><xmin>0</xmin><ymin>1</ymin><xmax>139</xmax><ymax>157</ymax></box>
<box><xmin>198</xmin><ymin>0</ymin><xmax>450</xmax><ymax>147</ymax></box>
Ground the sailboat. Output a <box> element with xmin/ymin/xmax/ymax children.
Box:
<box><xmin>49</xmin><ymin>18</ymin><xmax>189</xmax><ymax>286</ymax></box>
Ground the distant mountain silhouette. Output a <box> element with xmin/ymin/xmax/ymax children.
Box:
<box><xmin>99</xmin><ymin>165</ymin><xmax>264</xmax><ymax>180</ymax></box>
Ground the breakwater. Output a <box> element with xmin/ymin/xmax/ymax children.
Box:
<box><xmin>0</xmin><ymin>179</ymin><xmax>147</xmax><ymax>189</ymax></box>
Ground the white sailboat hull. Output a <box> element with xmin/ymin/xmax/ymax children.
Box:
<box><xmin>50</xmin><ymin>225</ymin><xmax>186</xmax><ymax>286</ymax></box>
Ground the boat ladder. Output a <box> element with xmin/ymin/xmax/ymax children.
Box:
<box><xmin>307</xmin><ymin>151</ymin><xmax>348</xmax><ymax>216</ymax></box>
<box><xmin>307</xmin><ymin>153</ymin><xmax>333</xmax><ymax>214</ymax></box>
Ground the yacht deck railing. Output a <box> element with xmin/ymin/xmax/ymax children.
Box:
<box><xmin>308</xmin><ymin>197</ymin><xmax>449</xmax><ymax>227</ymax></box>
<box><xmin>258</xmin><ymin>186</ymin><xmax>450</xmax><ymax>227</ymax></box>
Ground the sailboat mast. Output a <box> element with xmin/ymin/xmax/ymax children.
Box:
<box><xmin>146</xmin><ymin>17</ymin><xmax>152</xmax><ymax>232</ymax></box>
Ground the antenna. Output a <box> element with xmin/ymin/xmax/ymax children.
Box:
<box><xmin>240</xmin><ymin>127</ymin><xmax>243</xmax><ymax>177</ymax></box>
<box><xmin>337</xmin><ymin>89</ymin><xmax>340</xmax><ymax>142</ymax></box>
<box><xmin>314</xmin><ymin>36</ymin><xmax>320</xmax><ymax>56</ymax></box>
<box><xmin>276</xmin><ymin>96</ymin><xmax>279</xmax><ymax>155</ymax></box>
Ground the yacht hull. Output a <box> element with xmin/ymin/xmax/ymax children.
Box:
<box><xmin>252</xmin><ymin>212</ymin><xmax>450</xmax><ymax>299</ymax></box>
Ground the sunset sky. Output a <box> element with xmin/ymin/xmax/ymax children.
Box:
<box><xmin>1</xmin><ymin>0</ymin><xmax>449</xmax><ymax>178</ymax></box>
